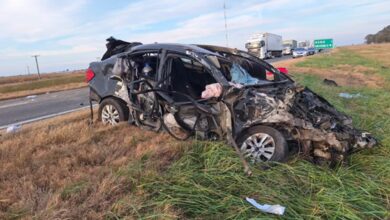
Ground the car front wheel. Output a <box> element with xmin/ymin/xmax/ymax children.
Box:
<box><xmin>236</xmin><ymin>125</ymin><xmax>288</xmax><ymax>163</ymax></box>
<box><xmin>98</xmin><ymin>98</ymin><xmax>128</xmax><ymax>125</ymax></box>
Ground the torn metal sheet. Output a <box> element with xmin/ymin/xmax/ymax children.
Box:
<box><xmin>228</xmin><ymin>85</ymin><xmax>376</xmax><ymax>163</ymax></box>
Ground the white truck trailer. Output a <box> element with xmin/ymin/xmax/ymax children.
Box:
<box><xmin>245</xmin><ymin>33</ymin><xmax>283</xmax><ymax>59</ymax></box>
<box><xmin>282</xmin><ymin>39</ymin><xmax>297</xmax><ymax>55</ymax></box>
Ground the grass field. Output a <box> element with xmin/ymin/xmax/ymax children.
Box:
<box><xmin>1</xmin><ymin>44</ymin><xmax>389</xmax><ymax>219</ymax></box>
<box><xmin>0</xmin><ymin>71</ymin><xmax>86</xmax><ymax>100</ymax></box>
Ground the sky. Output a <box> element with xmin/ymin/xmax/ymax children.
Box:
<box><xmin>0</xmin><ymin>0</ymin><xmax>389</xmax><ymax>76</ymax></box>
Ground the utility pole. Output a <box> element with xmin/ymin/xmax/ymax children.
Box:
<box><xmin>26</xmin><ymin>65</ymin><xmax>30</xmax><ymax>75</ymax></box>
<box><xmin>223</xmin><ymin>0</ymin><xmax>229</xmax><ymax>47</ymax></box>
<box><xmin>32</xmin><ymin>55</ymin><xmax>41</xmax><ymax>79</ymax></box>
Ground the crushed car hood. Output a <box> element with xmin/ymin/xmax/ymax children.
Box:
<box><xmin>226</xmin><ymin>83</ymin><xmax>377</xmax><ymax>163</ymax></box>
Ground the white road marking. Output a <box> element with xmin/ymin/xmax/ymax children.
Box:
<box><xmin>0</xmin><ymin>99</ymin><xmax>35</xmax><ymax>109</ymax></box>
<box><xmin>25</xmin><ymin>95</ymin><xmax>37</xmax><ymax>99</ymax></box>
<box><xmin>0</xmin><ymin>104</ymin><xmax>97</xmax><ymax>130</ymax></box>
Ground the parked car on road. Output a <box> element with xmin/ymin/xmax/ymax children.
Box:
<box><xmin>292</xmin><ymin>47</ymin><xmax>308</xmax><ymax>58</ymax></box>
<box><xmin>86</xmin><ymin>37</ymin><xmax>376</xmax><ymax>165</ymax></box>
<box><xmin>307</xmin><ymin>47</ymin><xmax>316</xmax><ymax>55</ymax></box>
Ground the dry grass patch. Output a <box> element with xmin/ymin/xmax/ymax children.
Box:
<box><xmin>274</xmin><ymin>55</ymin><xmax>384</xmax><ymax>88</ymax></box>
<box><xmin>0</xmin><ymin>71</ymin><xmax>86</xmax><ymax>100</ymax></box>
<box><xmin>292</xmin><ymin>47</ymin><xmax>389</xmax><ymax>89</ymax></box>
<box><xmin>0</xmin><ymin>71</ymin><xmax>85</xmax><ymax>85</ymax></box>
<box><xmin>345</xmin><ymin>43</ymin><xmax>390</xmax><ymax>67</ymax></box>
<box><xmin>0</xmin><ymin>110</ymin><xmax>183</xmax><ymax>219</ymax></box>
<box><xmin>290</xmin><ymin>64</ymin><xmax>384</xmax><ymax>88</ymax></box>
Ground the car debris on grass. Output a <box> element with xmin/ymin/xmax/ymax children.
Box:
<box><xmin>338</xmin><ymin>92</ymin><xmax>362</xmax><ymax>99</ymax></box>
<box><xmin>86</xmin><ymin>37</ymin><xmax>377</xmax><ymax>170</ymax></box>
<box><xmin>245</xmin><ymin>197</ymin><xmax>286</xmax><ymax>215</ymax></box>
<box><xmin>6</xmin><ymin>124</ymin><xmax>21</xmax><ymax>133</ymax></box>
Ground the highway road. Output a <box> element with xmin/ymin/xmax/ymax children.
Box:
<box><xmin>0</xmin><ymin>88</ymin><xmax>90</xmax><ymax>128</ymax></box>
<box><xmin>268</xmin><ymin>55</ymin><xmax>292</xmax><ymax>63</ymax></box>
<box><xmin>0</xmin><ymin>56</ymin><xmax>292</xmax><ymax>128</ymax></box>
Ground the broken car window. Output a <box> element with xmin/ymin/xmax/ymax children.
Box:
<box><xmin>206</xmin><ymin>54</ymin><xmax>286</xmax><ymax>85</ymax></box>
<box><xmin>206</xmin><ymin>56</ymin><xmax>266</xmax><ymax>85</ymax></box>
<box><xmin>167</xmin><ymin>54</ymin><xmax>217</xmax><ymax>101</ymax></box>
<box><xmin>129</xmin><ymin>52</ymin><xmax>159</xmax><ymax>80</ymax></box>
<box><xmin>230</xmin><ymin>63</ymin><xmax>261</xmax><ymax>85</ymax></box>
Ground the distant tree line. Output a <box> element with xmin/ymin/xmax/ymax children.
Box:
<box><xmin>365</xmin><ymin>25</ymin><xmax>390</xmax><ymax>44</ymax></box>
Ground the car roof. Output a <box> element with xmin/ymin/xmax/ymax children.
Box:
<box><xmin>130</xmin><ymin>43</ymin><xmax>219</xmax><ymax>55</ymax></box>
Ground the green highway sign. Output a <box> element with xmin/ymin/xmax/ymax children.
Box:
<box><xmin>314</xmin><ymin>39</ymin><xmax>333</xmax><ymax>49</ymax></box>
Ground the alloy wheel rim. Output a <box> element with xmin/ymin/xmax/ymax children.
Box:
<box><xmin>240</xmin><ymin>133</ymin><xmax>276</xmax><ymax>163</ymax></box>
<box><xmin>101</xmin><ymin>104</ymin><xmax>120</xmax><ymax>125</ymax></box>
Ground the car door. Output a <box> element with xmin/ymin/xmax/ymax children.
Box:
<box><xmin>156</xmin><ymin>52</ymin><xmax>222</xmax><ymax>136</ymax></box>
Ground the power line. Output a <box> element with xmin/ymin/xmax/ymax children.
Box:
<box><xmin>31</xmin><ymin>55</ymin><xmax>41</xmax><ymax>79</ymax></box>
<box><xmin>223</xmin><ymin>0</ymin><xmax>229</xmax><ymax>47</ymax></box>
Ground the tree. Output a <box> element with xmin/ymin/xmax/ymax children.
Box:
<box><xmin>365</xmin><ymin>25</ymin><xmax>390</xmax><ymax>44</ymax></box>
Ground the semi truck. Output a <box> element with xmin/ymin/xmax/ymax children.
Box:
<box><xmin>282</xmin><ymin>39</ymin><xmax>297</xmax><ymax>55</ymax></box>
<box><xmin>245</xmin><ymin>33</ymin><xmax>283</xmax><ymax>59</ymax></box>
<box><xmin>298</xmin><ymin>40</ymin><xmax>311</xmax><ymax>48</ymax></box>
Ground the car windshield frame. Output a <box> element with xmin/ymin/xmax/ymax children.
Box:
<box><xmin>203</xmin><ymin>54</ymin><xmax>291</xmax><ymax>86</ymax></box>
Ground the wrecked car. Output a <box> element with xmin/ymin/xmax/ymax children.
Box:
<box><xmin>86</xmin><ymin>37</ymin><xmax>376</xmax><ymax>166</ymax></box>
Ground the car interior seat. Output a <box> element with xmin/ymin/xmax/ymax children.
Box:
<box><xmin>170</xmin><ymin>58</ymin><xmax>199</xmax><ymax>101</ymax></box>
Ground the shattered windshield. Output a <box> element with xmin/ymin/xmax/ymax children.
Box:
<box><xmin>206</xmin><ymin>55</ymin><xmax>286</xmax><ymax>85</ymax></box>
<box><xmin>230</xmin><ymin>63</ymin><xmax>261</xmax><ymax>85</ymax></box>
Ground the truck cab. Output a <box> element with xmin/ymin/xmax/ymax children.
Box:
<box><xmin>245</xmin><ymin>33</ymin><xmax>283</xmax><ymax>59</ymax></box>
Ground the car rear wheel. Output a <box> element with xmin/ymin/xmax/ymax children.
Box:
<box><xmin>236</xmin><ymin>126</ymin><xmax>288</xmax><ymax>163</ymax></box>
<box><xmin>98</xmin><ymin>98</ymin><xmax>128</xmax><ymax>125</ymax></box>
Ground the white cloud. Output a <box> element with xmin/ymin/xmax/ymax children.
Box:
<box><xmin>0</xmin><ymin>0</ymin><xmax>389</xmax><ymax>75</ymax></box>
<box><xmin>0</xmin><ymin>0</ymin><xmax>86</xmax><ymax>42</ymax></box>
<box><xmin>0</xmin><ymin>44</ymin><xmax>99</xmax><ymax>57</ymax></box>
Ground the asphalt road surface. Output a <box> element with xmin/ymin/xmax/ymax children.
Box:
<box><xmin>0</xmin><ymin>56</ymin><xmax>292</xmax><ymax>128</ymax></box>
<box><xmin>0</xmin><ymin>88</ymin><xmax>90</xmax><ymax>128</ymax></box>
<box><xmin>268</xmin><ymin>55</ymin><xmax>292</xmax><ymax>64</ymax></box>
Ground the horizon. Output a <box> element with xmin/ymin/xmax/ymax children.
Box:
<box><xmin>0</xmin><ymin>0</ymin><xmax>389</xmax><ymax>76</ymax></box>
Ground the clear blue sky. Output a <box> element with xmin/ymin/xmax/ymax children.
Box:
<box><xmin>0</xmin><ymin>0</ymin><xmax>389</xmax><ymax>76</ymax></box>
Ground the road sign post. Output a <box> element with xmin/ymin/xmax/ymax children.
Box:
<box><xmin>314</xmin><ymin>39</ymin><xmax>333</xmax><ymax>49</ymax></box>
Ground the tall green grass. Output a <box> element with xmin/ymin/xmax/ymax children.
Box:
<box><xmin>109</xmin><ymin>140</ymin><xmax>389</xmax><ymax>219</ymax></box>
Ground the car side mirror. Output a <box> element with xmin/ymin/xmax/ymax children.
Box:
<box><xmin>260</xmin><ymin>40</ymin><xmax>265</xmax><ymax>47</ymax></box>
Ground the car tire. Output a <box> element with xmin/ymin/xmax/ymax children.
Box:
<box><xmin>98</xmin><ymin>98</ymin><xmax>129</xmax><ymax>125</ymax></box>
<box><xmin>236</xmin><ymin>125</ymin><xmax>288</xmax><ymax>163</ymax></box>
